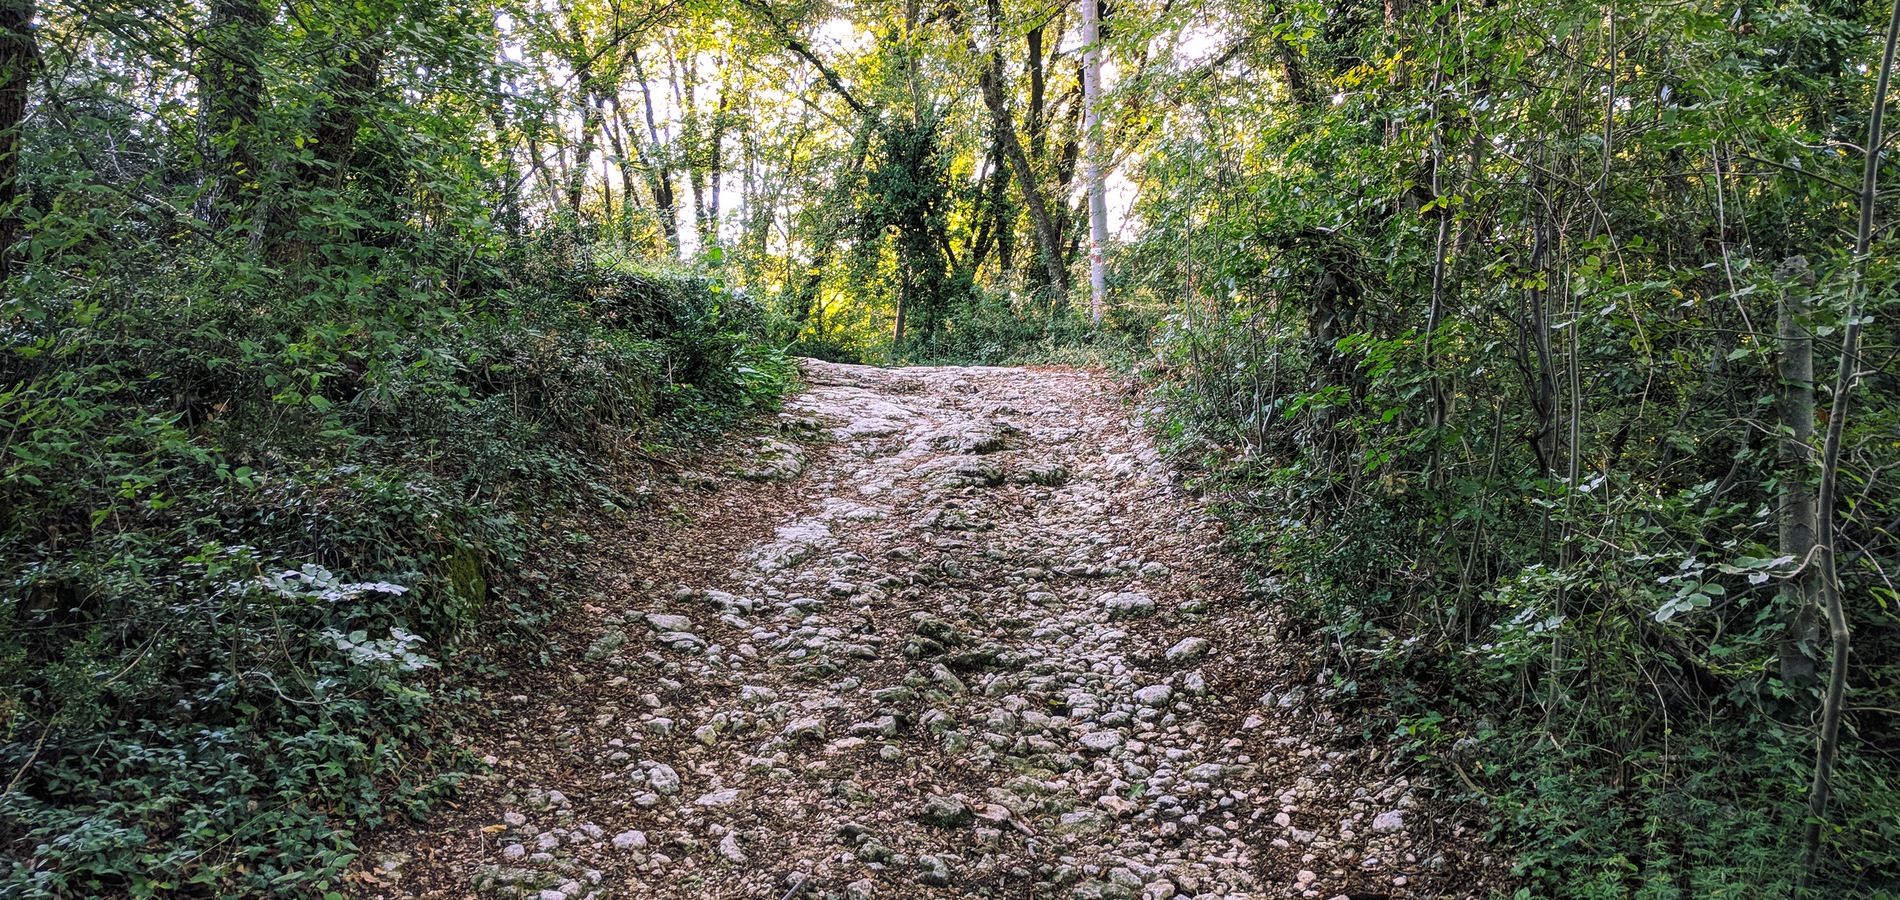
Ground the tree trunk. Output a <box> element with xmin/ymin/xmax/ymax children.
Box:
<box><xmin>978</xmin><ymin>59</ymin><xmax>1069</xmax><ymax>303</ymax></box>
<box><xmin>309</xmin><ymin>36</ymin><xmax>385</xmax><ymax>192</ymax></box>
<box><xmin>0</xmin><ymin>0</ymin><xmax>33</xmax><ymax>278</ymax></box>
<box><xmin>1776</xmin><ymin>255</ymin><xmax>1820</xmax><ymax>690</ymax></box>
<box><xmin>562</xmin><ymin>10</ymin><xmax>605</xmax><ymax>216</ymax></box>
<box><xmin>603</xmin><ymin>97</ymin><xmax>644</xmax><ymax>241</ymax></box>
<box><xmin>564</xmin><ymin>90</ymin><xmax>602</xmax><ymax>215</ymax></box>
<box><xmin>1800</xmin><ymin>0</ymin><xmax>1898</xmax><ymax>880</ymax></box>
<box><xmin>679</xmin><ymin>48</ymin><xmax>710</xmax><ymax>244</ymax></box>
<box><xmin>267</xmin><ymin>20</ymin><xmax>389</xmax><ymax>261</ymax></box>
<box><xmin>706</xmin><ymin>74</ymin><xmax>728</xmax><ymax>246</ymax></box>
<box><xmin>1524</xmin><ymin>193</ymin><xmax>1560</xmax><ymax>478</ymax></box>
<box><xmin>892</xmin><ymin>289</ymin><xmax>908</xmax><ymax>347</ymax></box>
<box><xmin>630</xmin><ymin>49</ymin><xmax>678</xmax><ymax>256</ymax></box>
<box><xmin>1027</xmin><ymin>25</ymin><xmax>1046</xmax><ymax>160</ymax></box>
<box><xmin>1079</xmin><ymin>0</ymin><xmax>1108</xmax><ymax>325</ymax></box>
<box><xmin>194</xmin><ymin>0</ymin><xmax>268</xmax><ymax>230</ymax></box>
<box><xmin>524</xmin><ymin>128</ymin><xmax>562</xmax><ymax>214</ymax></box>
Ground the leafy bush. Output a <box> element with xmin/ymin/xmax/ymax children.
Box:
<box><xmin>0</xmin><ymin>221</ymin><xmax>788</xmax><ymax>894</ymax></box>
<box><xmin>1132</xmin><ymin>0</ymin><xmax>1900</xmax><ymax>887</ymax></box>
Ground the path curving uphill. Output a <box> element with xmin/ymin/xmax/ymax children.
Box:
<box><xmin>369</xmin><ymin>360</ymin><xmax>1492</xmax><ymax>900</ymax></box>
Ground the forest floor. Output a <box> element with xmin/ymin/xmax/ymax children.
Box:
<box><xmin>357</xmin><ymin>360</ymin><xmax>1502</xmax><ymax>900</ymax></box>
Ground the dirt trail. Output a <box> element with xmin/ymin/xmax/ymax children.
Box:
<box><xmin>367</xmin><ymin>360</ymin><xmax>1495</xmax><ymax>900</ymax></box>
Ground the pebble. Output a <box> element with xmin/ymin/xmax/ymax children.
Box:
<box><xmin>1164</xmin><ymin>637</ymin><xmax>1210</xmax><ymax>663</ymax></box>
<box><xmin>646</xmin><ymin>764</ymin><xmax>681</xmax><ymax>795</ymax></box>
<box><xmin>919</xmin><ymin>794</ymin><xmax>974</xmax><ymax>829</ymax></box>
<box><xmin>696</xmin><ymin>788</ymin><xmax>741</xmax><ymax>807</ymax></box>
<box><xmin>785</xmin><ymin>717</ymin><xmax>827</xmax><ymax>741</ymax></box>
<box><xmin>917</xmin><ymin>853</ymin><xmax>952</xmax><ymax>886</ymax></box>
<box><xmin>717</xmin><ymin>832</ymin><xmax>746</xmax><ymax>863</ymax></box>
<box><xmin>646</xmin><ymin>613</ymin><xmax>694</xmax><ymax>631</ymax></box>
<box><xmin>445</xmin><ymin>362</ymin><xmax>1456</xmax><ymax>899</ymax></box>
<box><xmin>1103</xmin><ymin>591</ymin><xmax>1157</xmax><ymax>619</ymax></box>
<box><xmin>1134</xmin><ymin>684</ymin><xmax>1173</xmax><ymax>707</ymax></box>
<box><xmin>612</xmin><ymin>830</ymin><xmax>647</xmax><ymax>850</ymax></box>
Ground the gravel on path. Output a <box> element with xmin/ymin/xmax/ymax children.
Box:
<box><xmin>361</xmin><ymin>360</ymin><xmax>1496</xmax><ymax>900</ymax></box>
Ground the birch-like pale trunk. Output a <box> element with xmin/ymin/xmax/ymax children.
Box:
<box><xmin>1080</xmin><ymin>0</ymin><xmax>1108</xmax><ymax>324</ymax></box>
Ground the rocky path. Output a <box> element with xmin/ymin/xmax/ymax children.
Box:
<box><xmin>366</xmin><ymin>360</ymin><xmax>1494</xmax><ymax>900</ymax></box>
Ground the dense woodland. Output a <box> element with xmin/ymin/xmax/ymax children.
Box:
<box><xmin>1</xmin><ymin>0</ymin><xmax>1897</xmax><ymax>894</ymax></box>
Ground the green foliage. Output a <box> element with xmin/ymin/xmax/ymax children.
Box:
<box><xmin>0</xmin><ymin>4</ymin><xmax>790</xmax><ymax>893</ymax></box>
<box><xmin>901</xmin><ymin>287</ymin><xmax>1148</xmax><ymax>367</ymax></box>
<box><xmin>1131</xmin><ymin>0</ymin><xmax>1900</xmax><ymax>893</ymax></box>
<box><xmin>856</xmin><ymin>112</ymin><xmax>965</xmax><ymax>345</ymax></box>
<box><xmin>0</xmin><ymin>229</ymin><xmax>783</xmax><ymax>893</ymax></box>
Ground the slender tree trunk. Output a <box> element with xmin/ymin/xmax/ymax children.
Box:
<box><xmin>1423</xmin><ymin>66</ymin><xmax>1450</xmax><ymax>447</ymax></box>
<box><xmin>976</xmin><ymin>32</ymin><xmax>1070</xmax><ymax>302</ymax></box>
<box><xmin>953</xmin><ymin>0</ymin><xmax>1069</xmax><ymax>302</ymax></box>
<box><xmin>1027</xmin><ymin>25</ymin><xmax>1046</xmax><ymax>160</ymax></box>
<box><xmin>892</xmin><ymin>289</ymin><xmax>908</xmax><ymax>347</ymax></box>
<box><xmin>0</xmin><ymin>0</ymin><xmax>33</xmax><ymax>277</ymax></box>
<box><xmin>603</xmin><ymin>98</ymin><xmax>644</xmax><ymax>241</ymax></box>
<box><xmin>1800</xmin><ymin>0</ymin><xmax>1898</xmax><ymax>879</ymax></box>
<box><xmin>565</xmin><ymin>91</ymin><xmax>602</xmax><ymax>215</ymax></box>
<box><xmin>1777</xmin><ymin>256</ymin><xmax>1821</xmax><ymax>690</ymax></box>
<box><xmin>488</xmin><ymin>88</ymin><xmax>524</xmax><ymax>237</ymax></box>
<box><xmin>980</xmin><ymin>67</ymin><xmax>1070</xmax><ymax>304</ymax></box>
<box><xmin>630</xmin><ymin>49</ymin><xmax>678</xmax><ymax>256</ymax></box>
<box><xmin>562</xmin><ymin>9</ymin><xmax>605</xmax><ymax>217</ymax></box>
<box><xmin>1080</xmin><ymin>0</ymin><xmax>1108</xmax><ymax>325</ymax></box>
<box><xmin>598</xmin><ymin>115</ymin><xmax>614</xmax><ymax>225</ymax></box>
<box><xmin>680</xmin><ymin>48</ymin><xmax>711</xmax><ymax>244</ymax></box>
<box><xmin>1525</xmin><ymin>231</ymin><xmax>1559</xmax><ymax>476</ymax></box>
<box><xmin>1549</xmin><ymin>4</ymin><xmax>1615</xmax><ymax>716</ymax></box>
<box><xmin>968</xmin><ymin>145</ymin><xmax>1005</xmax><ymax>275</ymax></box>
<box><xmin>524</xmin><ymin>128</ymin><xmax>562</xmax><ymax>213</ymax></box>
<box><xmin>706</xmin><ymin>75</ymin><xmax>728</xmax><ymax>246</ymax></box>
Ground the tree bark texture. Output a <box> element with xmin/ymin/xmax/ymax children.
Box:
<box><xmin>195</xmin><ymin>0</ymin><xmax>268</xmax><ymax>230</ymax></box>
<box><xmin>0</xmin><ymin>0</ymin><xmax>33</xmax><ymax>277</ymax></box>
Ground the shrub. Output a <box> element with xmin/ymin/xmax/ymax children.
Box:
<box><xmin>0</xmin><ymin>227</ymin><xmax>788</xmax><ymax>895</ymax></box>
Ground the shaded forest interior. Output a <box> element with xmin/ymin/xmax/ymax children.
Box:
<box><xmin>1</xmin><ymin>0</ymin><xmax>1898</xmax><ymax>895</ymax></box>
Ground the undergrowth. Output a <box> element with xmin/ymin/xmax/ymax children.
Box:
<box><xmin>784</xmin><ymin>281</ymin><xmax>1158</xmax><ymax>371</ymax></box>
<box><xmin>1148</xmin><ymin>309</ymin><xmax>1900</xmax><ymax>898</ymax></box>
<box><xmin>0</xmin><ymin>229</ymin><xmax>791</xmax><ymax>896</ymax></box>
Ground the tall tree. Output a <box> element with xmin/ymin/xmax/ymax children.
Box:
<box><xmin>194</xmin><ymin>0</ymin><xmax>269</xmax><ymax>230</ymax></box>
<box><xmin>974</xmin><ymin>0</ymin><xmax>1069</xmax><ymax>302</ymax></box>
<box><xmin>1080</xmin><ymin>0</ymin><xmax>1107</xmax><ymax>323</ymax></box>
<box><xmin>0</xmin><ymin>0</ymin><xmax>32</xmax><ymax>277</ymax></box>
